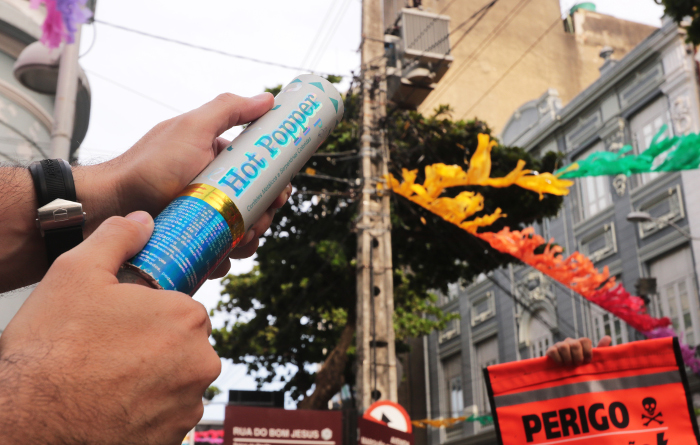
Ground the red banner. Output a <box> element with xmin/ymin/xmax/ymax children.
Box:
<box><xmin>224</xmin><ymin>406</ymin><xmax>342</xmax><ymax>445</ymax></box>
<box><xmin>485</xmin><ymin>338</ymin><xmax>700</xmax><ymax>445</ymax></box>
<box><xmin>358</xmin><ymin>418</ymin><xmax>414</xmax><ymax>445</ymax></box>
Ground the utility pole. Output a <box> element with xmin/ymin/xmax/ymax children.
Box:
<box><xmin>356</xmin><ymin>0</ymin><xmax>398</xmax><ymax>411</ymax></box>
<box><xmin>50</xmin><ymin>26</ymin><xmax>82</xmax><ymax>160</ymax></box>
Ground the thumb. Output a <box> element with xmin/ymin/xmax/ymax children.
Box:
<box><xmin>187</xmin><ymin>92</ymin><xmax>274</xmax><ymax>137</ymax></box>
<box><xmin>597</xmin><ymin>335</ymin><xmax>612</xmax><ymax>348</ymax></box>
<box><xmin>64</xmin><ymin>211</ymin><xmax>154</xmax><ymax>277</ymax></box>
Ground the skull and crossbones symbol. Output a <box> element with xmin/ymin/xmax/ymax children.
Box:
<box><xmin>642</xmin><ymin>397</ymin><xmax>664</xmax><ymax>426</ymax></box>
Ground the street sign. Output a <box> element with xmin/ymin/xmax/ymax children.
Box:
<box><xmin>358</xmin><ymin>417</ymin><xmax>414</xmax><ymax>445</ymax></box>
<box><xmin>224</xmin><ymin>406</ymin><xmax>343</xmax><ymax>445</ymax></box>
<box><xmin>362</xmin><ymin>401</ymin><xmax>412</xmax><ymax>433</ymax></box>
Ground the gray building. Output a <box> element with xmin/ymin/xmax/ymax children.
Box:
<box><xmin>423</xmin><ymin>18</ymin><xmax>700</xmax><ymax>445</ymax></box>
<box><xmin>0</xmin><ymin>0</ymin><xmax>91</xmax><ymax>334</ymax></box>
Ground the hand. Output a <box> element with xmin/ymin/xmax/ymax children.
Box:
<box><xmin>0</xmin><ymin>211</ymin><xmax>220</xmax><ymax>444</ymax></box>
<box><xmin>0</xmin><ymin>93</ymin><xmax>290</xmax><ymax>292</ymax></box>
<box><xmin>86</xmin><ymin>92</ymin><xmax>289</xmax><ymax>279</ymax></box>
<box><xmin>546</xmin><ymin>336</ymin><xmax>612</xmax><ymax>366</ymax></box>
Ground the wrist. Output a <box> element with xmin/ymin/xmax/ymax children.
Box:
<box><xmin>73</xmin><ymin>163</ymin><xmax>125</xmax><ymax>236</ymax></box>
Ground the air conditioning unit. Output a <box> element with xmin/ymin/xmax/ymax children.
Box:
<box><xmin>386</xmin><ymin>8</ymin><xmax>453</xmax><ymax>108</ymax></box>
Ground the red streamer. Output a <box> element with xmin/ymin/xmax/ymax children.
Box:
<box><xmin>475</xmin><ymin>227</ymin><xmax>670</xmax><ymax>332</ymax></box>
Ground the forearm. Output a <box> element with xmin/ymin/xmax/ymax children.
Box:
<box><xmin>0</xmin><ymin>164</ymin><xmax>121</xmax><ymax>292</ymax></box>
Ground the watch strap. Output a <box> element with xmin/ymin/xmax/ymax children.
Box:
<box><xmin>29</xmin><ymin>159</ymin><xmax>83</xmax><ymax>265</ymax></box>
<box><xmin>44</xmin><ymin>225</ymin><xmax>84</xmax><ymax>264</ymax></box>
<box><xmin>29</xmin><ymin>159</ymin><xmax>76</xmax><ymax>206</ymax></box>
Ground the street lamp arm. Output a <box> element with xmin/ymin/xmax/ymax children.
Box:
<box><xmin>666</xmin><ymin>219</ymin><xmax>700</xmax><ymax>241</ymax></box>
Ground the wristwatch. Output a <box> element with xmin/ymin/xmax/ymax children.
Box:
<box><xmin>29</xmin><ymin>159</ymin><xmax>86</xmax><ymax>265</ymax></box>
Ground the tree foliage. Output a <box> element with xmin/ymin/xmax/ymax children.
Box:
<box><xmin>655</xmin><ymin>0</ymin><xmax>700</xmax><ymax>45</ymax></box>
<box><xmin>211</xmin><ymin>88</ymin><xmax>564</xmax><ymax>408</ymax></box>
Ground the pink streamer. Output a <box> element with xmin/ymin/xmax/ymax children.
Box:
<box><xmin>195</xmin><ymin>430</ymin><xmax>224</xmax><ymax>444</ymax></box>
<box><xmin>587</xmin><ymin>285</ymin><xmax>670</xmax><ymax>332</ymax></box>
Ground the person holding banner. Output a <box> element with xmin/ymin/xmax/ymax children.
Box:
<box><xmin>546</xmin><ymin>336</ymin><xmax>612</xmax><ymax>365</ymax></box>
<box><xmin>486</xmin><ymin>335</ymin><xmax>700</xmax><ymax>445</ymax></box>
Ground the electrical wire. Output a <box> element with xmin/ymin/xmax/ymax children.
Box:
<box><xmin>79</xmin><ymin>22</ymin><xmax>97</xmax><ymax>58</ymax></box>
<box><xmin>299</xmin><ymin>0</ymin><xmax>343</xmax><ymax>71</ymax></box>
<box><xmin>458</xmin><ymin>16</ymin><xmax>560</xmax><ymax>120</ymax></box>
<box><xmin>421</xmin><ymin>0</ymin><xmax>533</xmax><ymax>110</ymax></box>
<box><xmin>307</xmin><ymin>0</ymin><xmax>355</xmax><ymax>71</ymax></box>
<box><xmin>94</xmin><ymin>19</ymin><xmax>347</xmax><ymax>78</ymax></box>
<box><xmin>0</xmin><ymin>118</ymin><xmax>49</xmax><ymax>158</ymax></box>
<box><xmin>84</xmin><ymin>69</ymin><xmax>184</xmax><ymax>113</ymax></box>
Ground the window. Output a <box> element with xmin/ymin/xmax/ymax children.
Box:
<box><xmin>442</xmin><ymin>354</ymin><xmax>463</xmax><ymax>436</ymax></box>
<box><xmin>579</xmin><ymin>223</ymin><xmax>617</xmax><ymax>263</ymax></box>
<box><xmin>636</xmin><ymin>185</ymin><xmax>685</xmax><ymax>239</ymax></box>
<box><xmin>649</xmin><ymin>248</ymin><xmax>699</xmax><ymax>346</ymax></box>
<box><xmin>474</xmin><ymin>336</ymin><xmax>498</xmax><ymax>416</ymax></box>
<box><xmin>529</xmin><ymin>311</ymin><xmax>554</xmax><ymax>358</ymax></box>
<box><xmin>577</xmin><ymin>142</ymin><xmax>612</xmax><ymax>219</ymax></box>
<box><xmin>471</xmin><ymin>291</ymin><xmax>495</xmax><ymax>326</ymax></box>
<box><xmin>590</xmin><ymin>304</ymin><xmax>629</xmax><ymax>346</ymax></box>
<box><xmin>438</xmin><ymin>315</ymin><xmax>461</xmax><ymax>344</ymax></box>
<box><xmin>630</xmin><ymin>96</ymin><xmax>674</xmax><ymax>185</ymax></box>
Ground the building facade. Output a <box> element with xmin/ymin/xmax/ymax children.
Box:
<box><xmin>413</xmin><ymin>0</ymin><xmax>656</xmax><ymax>132</ymax></box>
<box><xmin>0</xmin><ymin>0</ymin><xmax>91</xmax><ymax>334</ymax></box>
<box><xmin>423</xmin><ymin>19</ymin><xmax>700</xmax><ymax>445</ymax></box>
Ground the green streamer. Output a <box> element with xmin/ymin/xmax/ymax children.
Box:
<box><xmin>555</xmin><ymin>126</ymin><xmax>700</xmax><ymax>179</ymax></box>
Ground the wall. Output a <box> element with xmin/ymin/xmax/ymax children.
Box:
<box><xmin>413</xmin><ymin>0</ymin><xmax>655</xmax><ymax>133</ymax></box>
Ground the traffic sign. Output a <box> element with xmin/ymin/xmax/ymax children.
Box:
<box><xmin>363</xmin><ymin>401</ymin><xmax>412</xmax><ymax>433</ymax></box>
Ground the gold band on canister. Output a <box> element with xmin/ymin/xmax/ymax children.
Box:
<box><xmin>178</xmin><ymin>183</ymin><xmax>246</xmax><ymax>245</ymax></box>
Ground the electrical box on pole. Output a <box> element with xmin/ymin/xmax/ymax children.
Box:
<box><xmin>384</xmin><ymin>8</ymin><xmax>453</xmax><ymax>108</ymax></box>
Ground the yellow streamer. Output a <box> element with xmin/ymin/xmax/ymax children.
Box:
<box><xmin>411</xmin><ymin>415</ymin><xmax>493</xmax><ymax>428</ymax></box>
<box><xmin>388</xmin><ymin>133</ymin><xmax>573</xmax><ymax>201</ymax></box>
<box><xmin>389</xmin><ymin>168</ymin><xmax>503</xmax><ymax>233</ymax></box>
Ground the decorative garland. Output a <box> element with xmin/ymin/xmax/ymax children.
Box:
<box><xmin>475</xmin><ymin>227</ymin><xmax>669</xmax><ymax>332</ymax></box>
<box><xmin>387</xmin><ymin>133</ymin><xmax>572</xmax><ymax>203</ymax></box>
<box><xmin>412</xmin><ymin>414</ymin><xmax>493</xmax><ymax>428</ymax></box>
<box><xmin>556</xmin><ymin>126</ymin><xmax>700</xmax><ymax>178</ymax></box>
<box><xmin>30</xmin><ymin>0</ymin><xmax>92</xmax><ymax>49</ymax></box>
<box><xmin>388</xmin><ymin>133</ymin><xmax>700</xmax><ymax>373</ymax></box>
<box><xmin>193</xmin><ymin>430</ymin><xmax>224</xmax><ymax>444</ymax></box>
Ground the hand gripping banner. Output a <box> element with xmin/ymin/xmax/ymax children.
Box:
<box><xmin>485</xmin><ymin>338</ymin><xmax>700</xmax><ymax>445</ymax></box>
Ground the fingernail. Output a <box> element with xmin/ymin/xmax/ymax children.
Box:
<box><xmin>243</xmin><ymin>229</ymin><xmax>255</xmax><ymax>245</ymax></box>
<box><xmin>251</xmin><ymin>92</ymin><xmax>272</xmax><ymax>102</ymax></box>
<box><xmin>126</xmin><ymin>211</ymin><xmax>152</xmax><ymax>225</ymax></box>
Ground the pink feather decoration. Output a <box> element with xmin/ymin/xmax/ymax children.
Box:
<box><xmin>30</xmin><ymin>0</ymin><xmax>92</xmax><ymax>49</ymax></box>
<box><xmin>644</xmin><ymin>327</ymin><xmax>700</xmax><ymax>374</ymax></box>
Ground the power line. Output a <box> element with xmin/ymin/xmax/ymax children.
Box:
<box><xmin>94</xmin><ymin>19</ymin><xmax>347</xmax><ymax>78</ymax></box>
<box><xmin>307</xmin><ymin>0</ymin><xmax>354</xmax><ymax>71</ymax></box>
<box><xmin>421</xmin><ymin>0</ymin><xmax>533</xmax><ymax>110</ymax></box>
<box><xmin>79</xmin><ymin>22</ymin><xmax>97</xmax><ymax>58</ymax></box>
<box><xmin>84</xmin><ymin>69</ymin><xmax>184</xmax><ymax>113</ymax></box>
<box><xmin>0</xmin><ymin>118</ymin><xmax>48</xmax><ymax>158</ymax></box>
<box><xmin>299</xmin><ymin>1</ymin><xmax>343</xmax><ymax>71</ymax></box>
<box><xmin>459</xmin><ymin>16</ymin><xmax>560</xmax><ymax>120</ymax></box>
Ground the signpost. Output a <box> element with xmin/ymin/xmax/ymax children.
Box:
<box><xmin>224</xmin><ymin>406</ymin><xmax>343</xmax><ymax>445</ymax></box>
<box><xmin>363</xmin><ymin>401</ymin><xmax>413</xmax><ymax>434</ymax></box>
<box><xmin>358</xmin><ymin>418</ymin><xmax>414</xmax><ymax>445</ymax></box>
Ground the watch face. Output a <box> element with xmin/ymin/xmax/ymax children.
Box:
<box><xmin>37</xmin><ymin>198</ymin><xmax>85</xmax><ymax>235</ymax></box>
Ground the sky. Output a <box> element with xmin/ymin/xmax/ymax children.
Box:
<box><xmin>75</xmin><ymin>0</ymin><xmax>665</xmax><ymax>421</ymax></box>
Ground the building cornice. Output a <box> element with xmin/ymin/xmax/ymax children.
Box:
<box><xmin>521</xmin><ymin>22</ymin><xmax>685</xmax><ymax>151</ymax></box>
